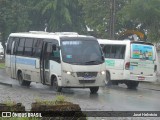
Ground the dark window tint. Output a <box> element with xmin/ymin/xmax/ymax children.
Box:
<box><xmin>102</xmin><ymin>45</ymin><xmax>111</xmax><ymax>58</ymax></box>
<box><xmin>19</xmin><ymin>38</ymin><xmax>25</xmax><ymax>47</ymax></box>
<box><xmin>6</xmin><ymin>37</ymin><xmax>14</xmax><ymax>54</ymax></box>
<box><xmin>7</xmin><ymin>37</ymin><xmax>20</xmax><ymax>55</ymax></box>
<box><xmin>61</xmin><ymin>40</ymin><xmax>103</xmax><ymax>65</ymax></box>
<box><xmin>25</xmin><ymin>38</ymin><xmax>33</xmax><ymax>47</ymax></box>
<box><xmin>12</xmin><ymin>38</ymin><xmax>19</xmax><ymax>55</ymax></box>
<box><xmin>24</xmin><ymin>38</ymin><xmax>33</xmax><ymax>56</ymax></box>
<box><xmin>33</xmin><ymin>39</ymin><xmax>43</xmax><ymax>48</ymax></box>
<box><xmin>24</xmin><ymin>48</ymin><xmax>32</xmax><ymax>56</ymax></box>
<box><xmin>102</xmin><ymin>45</ymin><xmax>126</xmax><ymax>59</ymax></box>
<box><xmin>32</xmin><ymin>39</ymin><xmax>43</xmax><ymax>57</ymax></box>
<box><xmin>17</xmin><ymin>47</ymin><xmax>24</xmax><ymax>55</ymax></box>
<box><xmin>17</xmin><ymin>38</ymin><xmax>25</xmax><ymax>55</ymax></box>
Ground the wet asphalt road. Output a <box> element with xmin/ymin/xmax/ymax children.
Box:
<box><xmin>1</xmin><ymin>69</ymin><xmax>160</xmax><ymax>120</ymax></box>
<box><xmin>0</xmin><ymin>48</ymin><xmax>159</xmax><ymax>120</ymax></box>
<box><xmin>0</xmin><ymin>69</ymin><xmax>160</xmax><ymax>113</ymax></box>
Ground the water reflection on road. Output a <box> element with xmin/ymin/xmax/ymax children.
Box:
<box><xmin>0</xmin><ymin>69</ymin><xmax>160</xmax><ymax>111</ymax></box>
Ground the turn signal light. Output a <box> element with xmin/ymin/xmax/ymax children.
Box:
<box><xmin>125</xmin><ymin>62</ymin><xmax>130</xmax><ymax>70</ymax></box>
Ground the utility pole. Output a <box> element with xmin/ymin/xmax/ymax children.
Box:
<box><xmin>109</xmin><ymin>0</ymin><xmax>116</xmax><ymax>39</ymax></box>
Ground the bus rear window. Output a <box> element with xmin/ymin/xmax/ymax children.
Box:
<box><xmin>131</xmin><ymin>44</ymin><xmax>155</xmax><ymax>60</ymax></box>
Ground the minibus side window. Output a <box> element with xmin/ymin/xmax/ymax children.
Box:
<box><xmin>120</xmin><ymin>46</ymin><xmax>126</xmax><ymax>59</ymax></box>
<box><xmin>32</xmin><ymin>39</ymin><xmax>43</xmax><ymax>57</ymax></box>
<box><xmin>24</xmin><ymin>38</ymin><xmax>34</xmax><ymax>56</ymax></box>
<box><xmin>110</xmin><ymin>46</ymin><xmax>117</xmax><ymax>58</ymax></box>
<box><xmin>51</xmin><ymin>44</ymin><xmax>61</xmax><ymax>63</ymax></box>
<box><xmin>6</xmin><ymin>37</ymin><xmax>13</xmax><ymax>54</ymax></box>
<box><xmin>103</xmin><ymin>45</ymin><xmax>126</xmax><ymax>59</ymax></box>
<box><xmin>103</xmin><ymin>45</ymin><xmax>111</xmax><ymax>58</ymax></box>
<box><xmin>12</xmin><ymin>38</ymin><xmax>19</xmax><ymax>55</ymax></box>
<box><xmin>17</xmin><ymin>38</ymin><xmax>25</xmax><ymax>55</ymax></box>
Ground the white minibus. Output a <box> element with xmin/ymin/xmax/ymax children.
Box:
<box><xmin>98</xmin><ymin>39</ymin><xmax>159</xmax><ymax>89</ymax></box>
<box><xmin>5</xmin><ymin>31</ymin><xmax>106</xmax><ymax>93</ymax></box>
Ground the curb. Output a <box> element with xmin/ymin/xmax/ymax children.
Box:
<box><xmin>0</xmin><ymin>81</ymin><xmax>12</xmax><ymax>87</ymax></box>
<box><xmin>154</xmin><ymin>79</ymin><xmax>160</xmax><ymax>85</ymax></box>
<box><xmin>152</xmin><ymin>82</ymin><xmax>160</xmax><ymax>86</ymax></box>
<box><xmin>141</xmin><ymin>81</ymin><xmax>160</xmax><ymax>86</ymax></box>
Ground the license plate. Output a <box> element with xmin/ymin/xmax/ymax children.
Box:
<box><xmin>83</xmin><ymin>77</ymin><xmax>93</xmax><ymax>80</ymax></box>
<box><xmin>138</xmin><ymin>76</ymin><xmax>145</xmax><ymax>80</ymax></box>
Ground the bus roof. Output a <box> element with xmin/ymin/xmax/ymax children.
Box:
<box><xmin>98</xmin><ymin>39</ymin><xmax>130</xmax><ymax>45</ymax></box>
<box><xmin>9</xmin><ymin>32</ymin><xmax>95</xmax><ymax>41</ymax></box>
<box><xmin>98</xmin><ymin>39</ymin><xmax>154</xmax><ymax>46</ymax></box>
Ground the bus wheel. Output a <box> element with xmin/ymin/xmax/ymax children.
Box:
<box><xmin>111</xmin><ymin>81</ymin><xmax>119</xmax><ymax>85</ymax></box>
<box><xmin>90</xmin><ymin>87</ymin><xmax>99</xmax><ymax>94</ymax></box>
<box><xmin>105</xmin><ymin>72</ymin><xmax>112</xmax><ymax>86</ymax></box>
<box><xmin>18</xmin><ymin>72</ymin><xmax>25</xmax><ymax>86</ymax></box>
<box><xmin>53</xmin><ymin>77</ymin><xmax>62</xmax><ymax>92</ymax></box>
<box><xmin>125</xmin><ymin>81</ymin><xmax>139</xmax><ymax>89</ymax></box>
<box><xmin>24</xmin><ymin>81</ymin><xmax>31</xmax><ymax>86</ymax></box>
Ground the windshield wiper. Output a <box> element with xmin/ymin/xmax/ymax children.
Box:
<box><xmin>85</xmin><ymin>60</ymin><xmax>102</xmax><ymax>64</ymax></box>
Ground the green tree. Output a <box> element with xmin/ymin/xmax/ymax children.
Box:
<box><xmin>0</xmin><ymin>0</ymin><xmax>30</xmax><ymax>48</ymax></box>
<box><xmin>0</xmin><ymin>0</ymin><xmax>86</xmax><ymax>49</ymax></box>
<box><xmin>27</xmin><ymin>0</ymin><xmax>48</xmax><ymax>31</ymax></box>
<box><xmin>80</xmin><ymin>0</ymin><xmax>128</xmax><ymax>38</ymax></box>
<box><xmin>118</xmin><ymin>0</ymin><xmax>160</xmax><ymax>42</ymax></box>
<box><xmin>37</xmin><ymin>0</ymin><xmax>86</xmax><ymax>32</ymax></box>
<box><xmin>80</xmin><ymin>0</ymin><xmax>110</xmax><ymax>38</ymax></box>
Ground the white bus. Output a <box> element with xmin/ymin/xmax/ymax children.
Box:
<box><xmin>5</xmin><ymin>31</ymin><xmax>106</xmax><ymax>93</ymax></box>
<box><xmin>98</xmin><ymin>39</ymin><xmax>159</xmax><ymax>89</ymax></box>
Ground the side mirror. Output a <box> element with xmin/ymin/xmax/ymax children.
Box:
<box><xmin>52</xmin><ymin>44</ymin><xmax>60</xmax><ymax>51</ymax></box>
<box><xmin>102</xmin><ymin>55</ymin><xmax>105</xmax><ymax>61</ymax></box>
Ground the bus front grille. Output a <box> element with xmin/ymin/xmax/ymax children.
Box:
<box><xmin>76</xmin><ymin>72</ymin><xmax>97</xmax><ymax>77</ymax></box>
<box><xmin>79</xmin><ymin>80</ymin><xmax>95</xmax><ymax>84</ymax></box>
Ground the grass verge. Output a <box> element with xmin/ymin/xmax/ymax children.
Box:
<box><xmin>0</xmin><ymin>63</ymin><xmax>5</xmax><ymax>69</ymax></box>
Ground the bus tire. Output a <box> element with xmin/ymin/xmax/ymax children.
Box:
<box><xmin>105</xmin><ymin>72</ymin><xmax>112</xmax><ymax>86</ymax></box>
<box><xmin>90</xmin><ymin>87</ymin><xmax>99</xmax><ymax>94</ymax></box>
<box><xmin>111</xmin><ymin>81</ymin><xmax>119</xmax><ymax>85</ymax></box>
<box><xmin>18</xmin><ymin>72</ymin><xmax>25</xmax><ymax>86</ymax></box>
<box><xmin>53</xmin><ymin>77</ymin><xmax>62</xmax><ymax>92</ymax></box>
<box><xmin>24</xmin><ymin>81</ymin><xmax>31</xmax><ymax>86</ymax></box>
<box><xmin>125</xmin><ymin>81</ymin><xmax>139</xmax><ymax>89</ymax></box>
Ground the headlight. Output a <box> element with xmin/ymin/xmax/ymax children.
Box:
<box><xmin>101</xmin><ymin>71</ymin><xmax>106</xmax><ymax>75</ymax></box>
<box><xmin>66</xmin><ymin>71</ymin><xmax>71</xmax><ymax>75</ymax></box>
<box><xmin>63</xmin><ymin>70</ymin><xmax>75</xmax><ymax>77</ymax></box>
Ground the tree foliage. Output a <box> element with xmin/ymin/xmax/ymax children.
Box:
<box><xmin>0</xmin><ymin>0</ymin><xmax>160</xmax><ymax>45</ymax></box>
<box><xmin>118</xmin><ymin>0</ymin><xmax>160</xmax><ymax>42</ymax></box>
<box><xmin>0</xmin><ymin>0</ymin><xmax>30</xmax><ymax>48</ymax></box>
<box><xmin>80</xmin><ymin>0</ymin><xmax>110</xmax><ymax>38</ymax></box>
<box><xmin>0</xmin><ymin>0</ymin><xmax>86</xmax><ymax>48</ymax></box>
<box><xmin>80</xmin><ymin>0</ymin><xmax>128</xmax><ymax>38</ymax></box>
<box><xmin>36</xmin><ymin>0</ymin><xmax>86</xmax><ymax>32</ymax></box>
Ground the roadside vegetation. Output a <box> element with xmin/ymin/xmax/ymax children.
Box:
<box><xmin>0</xmin><ymin>63</ymin><xmax>5</xmax><ymax>69</ymax></box>
<box><xmin>0</xmin><ymin>95</ymin><xmax>85</xmax><ymax>119</ymax></box>
<box><xmin>34</xmin><ymin>94</ymin><xmax>68</xmax><ymax>105</ymax></box>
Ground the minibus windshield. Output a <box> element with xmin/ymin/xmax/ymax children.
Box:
<box><xmin>61</xmin><ymin>39</ymin><xmax>104</xmax><ymax>65</ymax></box>
<box><xmin>131</xmin><ymin>43</ymin><xmax>155</xmax><ymax>60</ymax></box>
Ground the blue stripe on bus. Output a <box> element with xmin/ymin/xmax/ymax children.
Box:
<box><xmin>16</xmin><ymin>58</ymin><xmax>35</xmax><ymax>66</ymax></box>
